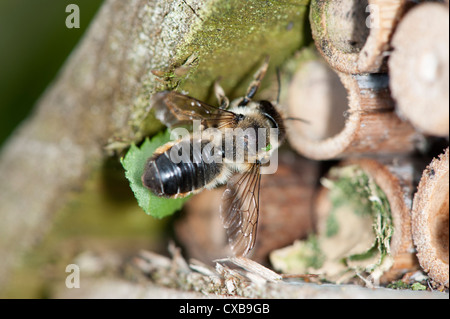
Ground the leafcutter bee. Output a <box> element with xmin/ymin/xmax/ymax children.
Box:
<box><xmin>142</xmin><ymin>58</ymin><xmax>286</xmax><ymax>257</ymax></box>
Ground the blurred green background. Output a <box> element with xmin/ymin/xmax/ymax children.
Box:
<box><xmin>0</xmin><ymin>0</ymin><xmax>104</xmax><ymax>148</ymax></box>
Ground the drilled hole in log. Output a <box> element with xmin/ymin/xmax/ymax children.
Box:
<box><xmin>287</xmin><ymin>59</ymin><xmax>418</xmax><ymax>160</ymax></box>
<box><xmin>311</xmin><ymin>0</ymin><xmax>413</xmax><ymax>73</ymax></box>
<box><xmin>325</xmin><ymin>0</ymin><xmax>370</xmax><ymax>54</ymax></box>
<box><xmin>288</xmin><ymin>60</ymin><xmax>347</xmax><ymax>142</ymax></box>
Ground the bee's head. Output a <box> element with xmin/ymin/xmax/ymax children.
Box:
<box><xmin>226</xmin><ymin>100</ymin><xmax>286</xmax><ymax>163</ymax></box>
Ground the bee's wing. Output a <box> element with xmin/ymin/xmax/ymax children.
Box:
<box><xmin>220</xmin><ymin>163</ymin><xmax>261</xmax><ymax>257</ymax></box>
<box><xmin>151</xmin><ymin>91</ymin><xmax>236</xmax><ymax>128</ymax></box>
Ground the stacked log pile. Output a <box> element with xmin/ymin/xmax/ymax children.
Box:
<box><xmin>175</xmin><ymin>0</ymin><xmax>449</xmax><ymax>289</ymax></box>
<box><xmin>282</xmin><ymin>0</ymin><xmax>449</xmax><ymax>288</ymax></box>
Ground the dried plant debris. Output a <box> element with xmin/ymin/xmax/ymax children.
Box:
<box><xmin>271</xmin><ymin>165</ymin><xmax>395</xmax><ymax>286</ymax></box>
<box><xmin>132</xmin><ymin>244</ymin><xmax>447</xmax><ymax>298</ymax></box>
<box><xmin>134</xmin><ymin>243</ymin><xmax>284</xmax><ymax>298</ymax></box>
<box><xmin>387</xmin><ymin>271</ymin><xmax>428</xmax><ymax>291</ymax></box>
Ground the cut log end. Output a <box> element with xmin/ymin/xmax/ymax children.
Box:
<box><xmin>412</xmin><ymin>147</ymin><xmax>449</xmax><ymax>288</ymax></box>
<box><xmin>389</xmin><ymin>2</ymin><xmax>450</xmax><ymax>137</ymax></box>
<box><xmin>310</xmin><ymin>0</ymin><xmax>411</xmax><ymax>74</ymax></box>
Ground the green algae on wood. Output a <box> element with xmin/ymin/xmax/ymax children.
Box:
<box><xmin>177</xmin><ymin>0</ymin><xmax>311</xmax><ymax>99</ymax></box>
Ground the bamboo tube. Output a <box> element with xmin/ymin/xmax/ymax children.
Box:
<box><xmin>175</xmin><ymin>152</ymin><xmax>318</xmax><ymax>264</ymax></box>
<box><xmin>389</xmin><ymin>2</ymin><xmax>449</xmax><ymax>137</ymax></box>
<box><xmin>343</xmin><ymin>158</ymin><xmax>418</xmax><ymax>276</ymax></box>
<box><xmin>411</xmin><ymin>148</ymin><xmax>449</xmax><ymax>288</ymax></box>
<box><xmin>312</xmin><ymin>158</ymin><xmax>418</xmax><ymax>283</ymax></box>
<box><xmin>310</xmin><ymin>0</ymin><xmax>412</xmax><ymax>74</ymax></box>
<box><xmin>286</xmin><ymin>59</ymin><xmax>420</xmax><ymax>160</ymax></box>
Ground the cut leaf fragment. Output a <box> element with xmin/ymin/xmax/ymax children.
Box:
<box><xmin>121</xmin><ymin>130</ymin><xmax>190</xmax><ymax>219</ymax></box>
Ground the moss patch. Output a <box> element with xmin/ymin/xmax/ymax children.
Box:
<box><xmin>176</xmin><ymin>0</ymin><xmax>311</xmax><ymax>100</ymax></box>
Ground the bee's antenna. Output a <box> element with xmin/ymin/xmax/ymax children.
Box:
<box><xmin>284</xmin><ymin>117</ymin><xmax>310</xmax><ymax>124</ymax></box>
<box><xmin>276</xmin><ymin>67</ymin><xmax>282</xmax><ymax>105</ymax></box>
<box><xmin>239</xmin><ymin>56</ymin><xmax>270</xmax><ymax>107</ymax></box>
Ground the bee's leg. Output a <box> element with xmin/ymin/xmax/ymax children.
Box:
<box><xmin>214</xmin><ymin>80</ymin><xmax>230</xmax><ymax>109</ymax></box>
<box><xmin>239</xmin><ymin>56</ymin><xmax>270</xmax><ymax>106</ymax></box>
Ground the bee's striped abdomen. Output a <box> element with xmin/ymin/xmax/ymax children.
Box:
<box><xmin>142</xmin><ymin>138</ymin><xmax>223</xmax><ymax>197</ymax></box>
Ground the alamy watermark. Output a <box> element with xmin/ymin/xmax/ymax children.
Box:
<box><xmin>65</xmin><ymin>4</ymin><xmax>80</xmax><ymax>29</ymax></box>
<box><xmin>65</xmin><ymin>264</ymin><xmax>80</xmax><ymax>288</ymax></box>
<box><xmin>366</xmin><ymin>4</ymin><xmax>380</xmax><ymax>29</ymax></box>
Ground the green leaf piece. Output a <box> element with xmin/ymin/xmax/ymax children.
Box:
<box><xmin>121</xmin><ymin>130</ymin><xmax>190</xmax><ymax>219</ymax></box>
<box><xmin>411</xmin><ymin>283</ymin><xmax>427</xmax><ymax>291</ymax></box>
